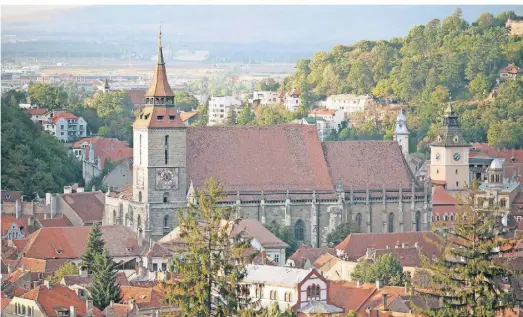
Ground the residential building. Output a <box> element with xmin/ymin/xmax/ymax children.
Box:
<box><xmin>1</xmin><ymin>216</ymin><xmax>29</xmax><ymax>240</ymax></box>
<box><xmin>287</xmin><ymin>247</ymin><xmax>336</xmax><ymax>269</ymax></box>
<box><xmin>55</xmin><ymin>190</ymin><xmax>105</xmax><ymax>226</ymax></box>
<box><xmin>179</xmin><ymin>111</ymin><xmax>199</xmax><ymax>126</ymax></box>
<box><xmin>323</xmin><ymin>94</ymin><xmax>372</xmax><ymax>116</ymax></box>
<box><xmin>118</xmin><ymin>284</ymin><xmax>178</xmax><ymax>316</ymax></box>
<box><xmin>312</xmin><ymin>252</ymin><xmax>355</xmax><ymax>282</ymax></box>
<box><xmin>103</xmin><ymin>32</ymin><xmax>431</xmax><ymax>248</ymax></box>
<box><xmin>250</xmin><ymin>91</ymin><xmax>280</xmax><ymax>106</ymax></box>
<box><xmin>283</xmin><ymin>89</ymin><xmax>302</xmax><ymax>112</ymax></box>
<box><xmin>500</xmin><ymin>63</ymin><xmax>523</xmax><ymax>81</ymax></box>
<box><xmin>2</xmin><ymin>284</ymin><xmax>102</xmax><ymax>317</ymax></box>
<box><xmin>240</xmin><ymin>264</ymin><xmax>331</xmax><ymax>311</ymax></box>
<box><xmin>431</xmin><ymin>186</ymin><xmax>461</xmax><ymax>225</ymax></box>
<box><xmin>208</xmin><ymin>96</ymin><xmax>241</xmax><ymax>126</ymax></box>
<box><xmin>308</xmin><ymin>108</ymin><xmax>345</xmax><ymax>130</ymax></box>
<box><xmin>296</xmin><ymin>117</ymin><xmax>332</xmax><ymax>141</ymax></box>
<box><xmin>430</xmin><ymin>104</ymin><xmax>471</xmax><ymax>191</ymax></box>
<box><xmin>42</xmin><ymin>110</ymin><xmax>88</xmax><ymax>142</ymax></box>
<box><xmin>22</xmin><ymin>107</ymin><xmax>48</xmax><ymax>126</ymax></box>
<box><xmin>60</xmin><ymin>271</ymin><xmax>92</xmax><ymax>300</ymax></box>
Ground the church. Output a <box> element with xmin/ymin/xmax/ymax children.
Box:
<box><xmin>103</xmin><ymin>33</ymin><xmax>431</xmax><ymax>247</ymax></box>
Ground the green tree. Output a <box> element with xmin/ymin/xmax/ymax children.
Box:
<box><xmin>469</xmin><ymin>74</ymin><xmax>491</xmax><ymax>100</ymax></box>
<box><xmin>226</xmin><ymin>106</ymin><xmax>237</xmax><ymax>125</ymax></box>
<box><xmin>196</xmin><ymin>104</ymin><xmax>209</xmax><ymax>126</ymax></box>
<box><xmin>351</xmin><ymin>254</ymin><xmax>405</xmax><ymax>286</ymax></box>
<box><xmin>45</xmin><ymin>262</ymin><xmax>78</xmax><ymax>285</ymax></box>
<box><xmin>174</xmin><ymin>92</ymin><xmax>199</xmax><ymax>111</ymax></box>
<box><xmin>255</xmin><ymin>78</ymin><xmax>280</xmax><ymax>91</ymax></box>
<box><xmin>89</xmin><ymin>248</ymin><xmax>122</xmax><ymax>311</ymax></box>
<box><xmin>81</xmin><ymin>224</ymin><xmax>105</xmax><ymax>274</ymax></box>
<box><xmin>237</xmin><ymin>106</ymin><xmax>255</xmax><ymax>125</ymax></box>
<box><xmin>413</xmin><ymin>182</ymin><xmax>519</xmax><ymax>317</ymax></box>
<box><xmin>326</xmin><ymin>221</ymin><xmax>359</xmax><ymax>247</ymax></box>
<box><xmin>87</xmin><ymin>90</ymin><xmax>132</xmax><ymax>120</ymax></box>
<box><xmin>28</xmin><ymin>83</ymin><xmax>68</xmax><ymax>109</ymax></box>
<box><xmin>256</xmin><ymin>104</ymin><xmax>294</xmax><ymax>125</ymax></box>
<box><xmin>163</xmin><ymin>178</ymin><xmax>253</xmax><ymax>317</ymax></box>
<box><xmin>264</xmin><ymin>222</ymin><xmax>298</xmax><ymax>258</ymax></box>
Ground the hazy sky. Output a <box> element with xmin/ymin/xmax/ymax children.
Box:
<box><xmin>3</xmin><ymin>5</ymin><xmax>523</xmax><ymax>45</ymax></box>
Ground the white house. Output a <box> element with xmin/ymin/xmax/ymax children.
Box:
<box><xmin>250</xmin><ymin>91</ymin><xmax>280</xmax><ymax>107</ymax></box>
<box><xmin>43</xmin><ymin>110</ymin><xmax>88</xmax><ymax>142</ymax></box>
<box><xmin>240</xmin><ymin>265</ymin><xmax>329</xmax><ymax>312</ymax></box>
<box><xmin>324</xmin><ymin>94</ymin><xmax>372</xmax><ymax>116</ymax></box>
<box><xmin>208</xmin><ymin>96</ymin><xmax>242</xmax><ymax>126</ymax></box>
<box><xmin>283</xmin><ymin>89</ymin><xmax>302</xmax><ymax>112</ymax></box>
<box><xmin>22</xmin><ymin>107</ymin><xmax>49</xmax><ymax>126</ymax></box>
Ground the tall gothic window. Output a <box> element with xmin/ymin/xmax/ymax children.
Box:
<box><xmin>138</xmin><ymin>191</ymin><xmax>142</xmax><ymax>202</ymax></box>
<box><xmin>415</xmin><ymin>211</ymin><xmax>421</xmax><ymax>232</ymax></box>
<box><xmin>113</xmin><ymin>210</ymin><xmax>117</xmax><ymax>225</ymax></box>
<box><xmin>137</xmin><ymin>215</ymin><xmax>142</xmax><ymax>232</ymax></box>
<box><xmin>294</xmin><ymin>219</ymin><xmax>304</xmax><ymax>241</ymax></box>
<box><xmin>163</xmin><ymin>215</ymin><xmax>170</xmax><ymax>229</ymax></box>
<box><xmin>139</xmin><ymin>134</ymin><xmax>142</xmax><ymax>165</ymax></box>
<box><xmin>356</xmin><ymin>213</ymin><xmax>362</xmax><ymax>231</ymax></box>
<box><xmin>118</xmin><ymin>204</ymin><xmax>123</xmax><ymax>225</ymax></box>
<box><xmin>164</xmin><ymin>135</ymin><xmax>169</xmax><ymax>165</ymax></box>
<box><xmin>388</xmin><ymin>213</ymin><xmax>394</xmax><ymax>233</ymax></box>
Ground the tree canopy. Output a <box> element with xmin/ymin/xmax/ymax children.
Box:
<box><xmin>351</xmin><ymin>254</ymin><xmax>406</xmax><ymax>286</ymax></box>
<box><xmin>326</xmin><ymin>221</ymin><xmax>359</xmax><ymax>247</ymax></box>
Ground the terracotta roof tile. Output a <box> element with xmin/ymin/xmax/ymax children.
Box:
<box><xmin>23</xmin><ymin>108</ymin><xmax>48</xmax><ymax>116</ymax></box>
<box><xmin>374</xmin><ymin>247</ymin><xmax>423</xmax><ymax>267</ymax></box>
<box><xmin>59</xmin><ymin>192</ymin><xmax>105</xmax><ymax>223</ymax></box>
<box><xmin>336</xmin><ymin>232</ymin><xmax>442</xmax><ymax>261</ymax></box>
<box><xmin>327</xmin><ymin>281</ymin><xmax>376</xmax><ymax>312</ymax></box>
<box><xmin>1</xmin><ymin>191</ymin><xmax>21</xmax><ymax>202</ymax></box>
<box><xmin>133</xmin><ymin>106</ymin><xmax>186</xmax><ymax>129</ymax></box>
<box><xmin>288</xmin><ymin>247</ymin><xmax>336</xmax><ymax>268</ymax></box>
<box><xmin>1</xmin><ymin>215</ymin><xmax>26</xmax><ymax>236</ymax></box>
<box><xmin>37</xmin><ymin>216</ymin><xmax>73</xmax><ymax>227</ymax></box>
<box><xmin>120</xmin><ymin>285</ymin><xmax>168</xmax><ymax>309</ymax></box>
<box><xmin>322</xmin><ymin>141</ymin><xmax>417</xmax><ymax>190</ymax></box>
<box><xmin>73</xmin><ymin>137</ymin><xmax>132</xmax><ymax>169</ymax></box>
<box><xmin>231</xmin><ymin>219</ymin><xmax>288</xmax><ymax>249</ymax></box>
<box><xmin>313</xmin><ymin>252</ymin><xmax>341</xmax><ymax>271</ymax></box>
<box><xmin>145</xmin><ymin>57</ymin><xmax>174</xmax><ymax>97</ymax></box>
<box><xmin>187</xmin><ymin>125</ymin><xmax>334</xmax><ymax>192</ymax></box>
<box><xmin>432</xmin><ymin>187</ymin><xmax>460</xmax><ymax>205</ymax></box>
<box><xmin>51</xmin><ymin>112</ymin><xmax>78</xmax><ymax>124</ymax></box>
<box><xmin>309</xmin><ymin>108</ymin><xmax>336</xmax><ymax>116</ymax></box>
<box><xmin>180</xmin><ymin>111</ymin><xmax>198</xmax><ymax>122</ymax></box>
<box><xmin>356</xmin><ymin>286</ymin><xmax>408</xmax><ymax>314</ymax></box>
<box><xmin>125</xmin><ymin>89</ymin><xmax>146</xmax><ymax>106</ymax></box>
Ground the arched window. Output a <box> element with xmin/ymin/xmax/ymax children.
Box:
<box><xmin>129</xmin><ymin>208</ymin><xmax>134</xmax><ymax>225</ymax></box>
<box><xmin>500</xmin><ymin>199</ymin><xmax>507</xmax><ymax>208</ymax></box>
<box><xmin>444</xmin><ymin>214</ymin><xmax>448</xmax><ymax>221</ymax></box>
<box><xmin>496</xmin><ymin>175</ymin><xmax>500</xmax><ymax>182</ymax></box>
<box><xmin>315</xmin><ymin>284</ymin><xmax>320</xmax><ymax>299</ymax></box>
<box><xmin>124</xmin><ymin>213</ymin><xmax>128</xmax><ymax>227</ymax></box>
<box><xmin>306</xmin><ymin>286</ymin><xmax>311</xmax><ymax>300</ymax></box>
<box><xmin>255</xmin><ymin>285</ymin><xmax>263</xmax><ymax>298</ymax></box>
<box><xmin>137</xmin><ymin>215</ymin><xmax>142</xmax><ymax>232</ymax></box>
<box><xmin>163</xmin><ymin>215</ymin><xmax>170</xmax><ymax>229</ymax></box>
<box><xmin>455</xmin><ymin>169</ymin><xmax>458</xmax><ymax>174</ymax></box>
<box><xmin>450</xmin><ymin>214</ymin><xmax>454</xmax><ymax>221</ymax></box>
<box><xmin>139</xmin><ymin>134</ymin><xmax>142</xmax><ymax>165</ymax></box>
<box><xmin>163</xmin><ymin>192</ymin><xmax>168</xmax><ymax>203</ymax></box>
<box><xmin>138</xmin><ymin>191</ymin><xmax>142</xmax><ymax>202</ymax></box>
<box><xmin>164</xmin><ymin>135</ymin><xmax>169</xmax><ymax>165</ymax></box>
<box><xmin>294</xmin><ymin>219</ymin><xmax>304</xmax><ymax>241</ymax></box>
<box><xmin>436</xmin><ymin>215</ymin><xmax>440</xmax><ymax>221</ymax></box>
<box><xmin>356</xmin><ymin>213</ymin><xmax>362</xmax><ymax>231</ymax></box>
<box><xmin>415</xmin><ymin>211</ymin><xmax>421</xmax><ymax>232</ymax></box>
<box><xmin>388</xmin><ymin>213</ymin><xmax>394</xmax><ymax>233</ymax></box>
<box><xmin>113</xmin><ymin>210</ymin><xmax>117</xmax><ymax>225</ymax></box>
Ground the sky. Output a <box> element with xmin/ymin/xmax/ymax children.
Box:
<box><xmin>2</xmin><ymin>5</ymin><xmax>523</xmax><ymax>45</ymax></box>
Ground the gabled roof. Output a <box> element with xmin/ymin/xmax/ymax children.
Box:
<box><xmin>36</xmin><ymin>216</ymin><xmax>73</xmax><ymax>228</ymax></box>
<box><xmin>327</xmin><ymin>281</ymin><xmax>376</xmax><ymax>312</ymax></box>
<box><xmin>133</xmin><ymin>106</ymin><xmax>186</xmax><ymax>129</ymax></box>
<box><xmin>313</xmin><ymin>252</ymin><xmax>341</xmax><ymax>271</ymax></box>
<box><xmin>373</xmin><ymin>247</ymin><xmax>423</xmax><ymax>267</ymax></box>
<box><xmin>18</xmin><ymin>284</ymin><xmax>102</xmax><ymax>317</ymax></box>
<box><xmin>1</xmin><ymin>215</ymin><xmax>26</xmax><ymax>236</ymax></box>
<box><xmin>120</xmin><ymin>285</ymin><xmax>169</xmax><ymax>309</ymax></box>
<box><xmin>1</xmin><ymin>191</ymin><xmax>21</xmax><ymax>202</ymax></box>
<box><xmin>23</xmin><ymin>108</ymin><xmax>48</xmax><ymax>116</ymax></box>
<box><xmin>231</xmin><ymin>219</ymin><xmax>288</xmax><ymax>249</ymax></box>
<box><xmin>62</xmin><ymin>275</ymin><xmax>93</xmax><ymax>287</ymax></box>
<box><xmin>336</xmin><ymin>232</ymin><xmax>442</xmax><ymax>261</ymax></box>
<box><xmin>288</xmin><ymin>247</ymin><xmax>336</xmax><ymax>269</ymax></box>
<box><xmin>242</xmin><ymin>264</ymin><xmax>315</xmax><ymax>287</ymax></box>
<box><xmin>297</xmin><ymin>301</ymin><xmax>343</xmax><ymax>313</ymax></box>
<box><xmin>500</xmin><ymin>63</ymin><xmax>523</xmax><ymax>74</ymax></box>
<box><xmin>180</xmin><ymin>111</ymin><xmax>198</xmax><ymax>122</ymax></box>
<box><xmin>59</xmin><ymin>191</ymin><xmax>105</xmax><ymax>223</ymax></box>
<box><xmin>144</xmin><ymin>32</ymin><xmax>174</xmax><ymax>98</ymax></box>
<box><xmin>432</xmin><ymin>186</ymin><xmax>460</xmax><ymax>205</ymax></box>
<box><xmin>51</xmin><ymin>112</ymin><xmax>78</xmax><ymax>124</ymax></box>
<box><xmin>73</xmin><ymin>137</ymin><xmax>132</xmax><ymax>169</ymax></box>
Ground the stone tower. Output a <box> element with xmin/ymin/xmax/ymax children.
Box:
<box><xmin>131</xmin><ymin>30</ymin><xmax>188</xmax><ymax>241</ymax></box>
<box><xmin>104</xmin><ymin>79</ymin><xmax>110</xmax><ymax>94</ymax></box>
<box><xmin>429</xmin><ymin>104</ymin><xmax>470</xmax><ymax>191</ymax></box>
<box><xmin>393</xmin><ymin>108</ymin><xmax>410</xmax><ymax>158</ymax></box>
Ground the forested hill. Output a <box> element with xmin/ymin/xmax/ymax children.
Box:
<box><xmin>283</xmin><ymin>9</ymin><xmax>523</xmax><ymax>149</ymax></box>
<box><xmin>1</xmin><ymin>91</ymin><xmax>83</xmax><ymax>199</ymax></box>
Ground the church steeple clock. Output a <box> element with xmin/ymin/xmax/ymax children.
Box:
<box><xmin>131</xmin><ymin>30</ymin><xmax>187</xmax><ymax>240</ymax></box>
<box><xmin>429</xmin><ymin>104</ymin><xmax>470</xmax><ymax>191</ymax></box>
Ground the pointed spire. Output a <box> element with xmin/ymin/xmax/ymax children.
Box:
<box><xmin>144</xmin><ymin>28</ymin><xmax>174</xmax><ymax>99</ymax></box>
<box><xmin>157</xmin><ymin>26</ymin><xmax>165</xmax><ymax>65</ymax></box>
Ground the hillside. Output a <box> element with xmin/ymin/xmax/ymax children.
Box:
<box><xmin>283</xmin><ymin>9</ymin><xmax>523</xmax><ymax>150</ymax></box>
<box><xmin>1</xmin><ymin>91</ymin><xmax>83</xmax><ymax>199</ymax></box>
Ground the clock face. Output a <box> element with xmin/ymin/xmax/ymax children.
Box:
<box><xmin>435</xmin><ymin>153</ymin><xmax>441</xmax><ymax>161</ymax></box>
<box><xmin>136</xmin><ymin>169</ymin><xmax>144</xmax><ymax>189</ymax></box>
<box><xmin>453</xmin><ymin>153</ymin><xmax>461</xmax><ymax>161</ymax></box>
<box><xmin>155</xmin><ymin>168</ymin><xmax>179</xmax><ymax>190</ymax></box>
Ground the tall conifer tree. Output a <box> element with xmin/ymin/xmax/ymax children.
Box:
<box><xmin>81</xmin><ymin>223</ymin><xmax>105</xmax><ymax>273</ymax></box>
<box><xmin>413</xmin><ymin>182</ymin><xmax>518</xmax><ymax>317</ymax></box>
<box><xmin>89</xmin><ymin>248</ymin><xmax>122</xmax><ymax>311</ymax></box>
<box><xmin>163</xmin><ymin>177</ymin><xmax>254</xmax><ymax>317</ymax></box>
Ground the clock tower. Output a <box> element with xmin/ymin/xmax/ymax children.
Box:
<box><xmin>131</xmin><ymin>30</ymin><xmax>187</xmax><ymax>240</ymax></box>
<box><xmin>430</xmin><ymin>104</ymin><xmax>470</xmax><ymax>191</ymax></box>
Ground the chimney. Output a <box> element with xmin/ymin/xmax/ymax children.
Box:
<box><xmin>69</xmin><ymin>306</ymin><xmax>76</xmax><ymax>317</ymax></box>
<box><xmin>50</xmin><ymin>194</ymin><xmax>58</xmax><ymax>219</ymax></box>
<box><xmin>79</xmin><ymin>266</ymin><xmax>88</xmax><ymax>277</ymax></box>
<box><xmin>382</xmin><ymin>293</ymin><xmax>388</xmax><ymax>311</ymax></box>
<box><xmin>76</xmin><ymin>187</ymin><xmax>84</xmax><ymax>193</ymax></box>
<box><xmin>376</xmin><ymin>280</ymin><xmax>381</xmax><ymax>290</ymax></box>
<box><xmin>64</xmin><ymin>186</ymin><xmax>72</xmax><ymax>194</ymax></box>
<box><xmin>27</xmin><ymin>216</ymin><xmax>34</xmax><ymax>227</ymax></box>
<box><xmin>43</xmin><ymin>280</ymin><xmax>50</xmax><ymax>289</ymax></box>
<box><xmin>32</xmin><ymin>281</ymin><xmax>39</xmax><ymax>289</ymax></box>
<box><xmin>15</xmin><ymin>198</ymin><xmax>22</xmax><ymax>219</ymax></box>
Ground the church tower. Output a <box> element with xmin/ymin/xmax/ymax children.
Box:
<box><xmin>393</xmin><ymin>108</ymin><xmax>409</xmax><ymax>158</ymax></box>
<box><xmin>103</xmin><ymin>79</ymin><xmax>110</xmax><ymax>94</ymax></box>
<box><xmin>131</xmin><ymin>30</ymin><xmax>187</xmax><ymax>240</ymax></box>
<box><xmin>430</xmin><ymin>104</ymin><xmax>470</xmax><ymax>191</ymax></box>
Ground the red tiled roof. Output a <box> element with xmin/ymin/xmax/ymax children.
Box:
<box><xmin>59</xmin><ymin>192</ymin><xmax>105</xmax><ymax>223</ymax></box>
<box><xmin>356</xmin><ymin>286</ymin><xmax>408</xmax><ymax>315</ymax></box>
<box><xmin>470</xmin><ymin>143</ymin><xmax>523</xmax><ymax>182</ymax></box>
<box><xmin>322</xmin><ymin>141</ymin><xmax>416</xmax><ymax>190</ymax></box>
<box><xmin>51</xmin><ymin>112</ymin><xmax>78</xmax><ymax>124</ymax></box>
<box><xmin>187</xmin><ymin>125</ymin><xmax>334</xmax><ymax>192</ymax></box>
<box><xmin>1</xmin><ymin>191</ymin><xmax>21</xmax><ymax>202</ymax></box>
<box><xmin>17</xmin><ymin>257</ymin><xmax>69</xmax><ymax>273</ymax></box>
<box><xmin>374</xmin><ymin>247</ymin><xmax>423</xmax><ymax>267</ymax></box>
<box><xmin>180</xmin><ymin>111</ymin><xmax>198</xmax><ymax>122</ymax></box>
<box><xmin>125</xmin><ymin>89</ymin><xmax>146</xmax><ymax>105</ymax></box>
<box><xmin>20</xmin><ymin>285</ymin><xmax>102</xmax><ymax>317</ymax></box>
<box><xmin>103</xmin><ymin>303</ymin><xmax>134</xmax><ymax>317</ymax></box>
<box><xmin>133</xmin><ymin>106</ymin><xmax>186</xmax><ymax>128</ymax></box>
<box><xmin>37</xmin><ymin>216</ymin><xmax>73</xmax><ymax>227</ymax></box>
<box><xmin>432</xmin><ymin>187</ymin><xmax>459</xmax><ymax>205</ymax></box>
<box><xmin>73</xmin><ymin>137</ymin><xmax>132</xmax><ymax>169</ymax></box>
<box><xmin>309</xmin><ymin>108</ymin><xmax>336</xmax><ymax>116</ymax></box>
<box><xmin>231</xmin><ymin>219</ymin><xmax>288</xmax><ymax>249</ymax></box>
<box><xmin>336</xmin><ymin>232</ymin><xmax>442</xmax><ymax>261</ymax></box>
<box><xmin>120</xmin><ymin>285</ymin><xmax>168</xmax><ymax>309</ymax></box>
<box><xmin>327</xmin><ymin>281</ymin><xmax>376</xmax><ymax>313</ymax></box>
<box><xmin>1</xmin><ymin>297</ymin><xmax>11</xmax><ymax>311</ymax></box>
<box><xmin>288</xmin><ymin>247</ymin><xmax>336</xmax><ymax>268</ymax></box>
<box><xmin>1</xmin><ymin>215</ymin><xmax>25</xmax><ymax>236</ymax></box>
<box><xmin>23</xmin><ymin>108</ymin><xmax>48</xmax><ymax>116</ymax></box>
<box><xmin>500</xmin><ymin>64</ymin><xmax>523</xmax><ymax>74</ymax></box>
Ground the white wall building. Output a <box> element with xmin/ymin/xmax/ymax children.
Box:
<box><xmin>324</xmin><ymin>94</ymin><xmax>372</xmax><ymax>116</ymax></box>
<box><xmin>240</xmin><ymin>265</ymin><xmax>329</xmax><ymax>312</ymax></box>
<box><xmin>250</xmin><ymin>91</ymin><xmax>280</xmax><ymax>107</ymax></box>
<box><xmin>283</xmin><ymin>89</ymin><xmax>302</xmax><ymax>112</ymax></box>
<box><xmin>208</xmin><ymin>96</ymin><xmax>242</xmax><ymax>126</ymax></box>
<box><xmin>43</xmin><ymin>111</ymin><xmax>88</xmax><ymax>142</ymax></box>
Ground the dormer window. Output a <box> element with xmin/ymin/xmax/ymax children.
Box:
<box><xmin>169</xmin><ymin>115</ymin><xmax>175</xmax><ymax>120</ymax></box>
<box><xmin>144</xmin><ymin>114</ymin><xmax>150</xmax><ymax>120</ymax></box>
<box><xmin>56</xmin><ymin>250</ymin><xmax>63</xmax><ymax>254</ymax></box>
<box><xmin>157</xmin><ymin>116</ymin><xmax>164</xmax><ymax>120</ymax></box>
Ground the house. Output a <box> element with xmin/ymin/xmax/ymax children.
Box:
<box><xmin>22</xmin><ymin>107</ymin><xmax>48</xmax><ymax>126</ymax></box>
<box><xmin>431</xmin><ymin>186</ymin><xmax>461</xmax><ymax>225</ymax></box>
<box><xmin>312</xmin><ymin>253</ymin><xmax>355</xmax><ymax>282</ymax></box>
<box><xmin>60</xmin><ymin>271</ymin><xmax>92</xmax><ymax>300</ymax></box>
<box><xmin>296</xmin><ymin>117</ymin><xmax>334</xmax><ymax>142</ymax></box>
<box><xmin>208</xmin><ymin>96</ymin><xmax>242</xmax><ymax>126</ymax></box>
<box><xmin>2</xmin><ymin>284</ymin><xmax>102</xmax><ymax>317</ymax></box>
<box><xmin>72</xmin><ymin>137</ymin><xmax>133</xmax><ymax>188</ymax></box>
<box><xmin>102</xmin><ymin>302</ymin><xmax>138</xmax><ymax>317</ymax></box>
<box><xmin>55</xmin><ymin>190</ymin><xmax>105</xmax><ymax>226</ymax></box>
<box><xmin>118</xmin><ymin>284</ymin><xmax>178</xmax><ymax>315</ymax></box>
<box><xmin>308</xmin><ymin>108</ymin><xmax>345</xmax><ymax>132</ymax></box>
<box><xmin>1</xmin><ymin>215</ymin><xmax>28</xmax><ymax>240</ymax></box>
<box><xmin>335</xmin><ymin>232</ymin><xmax>442</xmax><ymax>262</ymax></box>
<box><xmin>283</xmin><ymin>88</ymin><xmax>302</xmax><ymax>112</ymax></box>
<box><xmin>179</xmin><ymin>111</ymin><xmax>199</xmax><ymax>126</ymax></box>
<box><xmin>287</xmin><ymin>247</ymin><xmax>336</xmax><ymax>269</ymax></box>
<box><xmin>358</xmin><ymin>247</ymin><xmax>423</xmax><ymax>279</ymax></box>
<box><xmin>323</xmin><ymin>94</ymin><xmax>372</xmax><ymax>116</ymax></box>
<box><xmin>231</xmin><ymin>219</ymin><xmax>289</xmax><ymax>266</ymax></box>
<box><xmin>250</xmin><ymin>91</ymin><xmax>280</xmax><ymax>106</ymax></box>
<box><xmin>125</xmin><ymin>89</ymin><xmax>147</xmax><ymax>110</ymax></box>
<box><xmin>240</xmin><ymin>264</ymin><xmax>332</xmax><ymax>312</ymax></box>
<box><xmin>42</xmin><ymin>110</ymin><xmax>88</xmax><ymax>142</ymax></box>
<box><xmin>500</xmin><ymin>63</ymin><xmax>523</xmax><ymax>81</ymax></box>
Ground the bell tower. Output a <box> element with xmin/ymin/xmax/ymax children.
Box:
<box><xmin>393</xmin><ymin>108</ymin><xmax>410</xmax><ymax>158</ymax></box>
<box><xmin>429</xmin><ymin>104</ymin><xmax>470</xmax><ymax>191</ymax></box>
<box><xmin>131</xmin><ymin>29</ymin><xmax>187</xmax><ymax>240</ymax></box>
